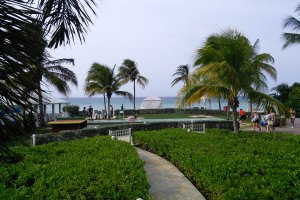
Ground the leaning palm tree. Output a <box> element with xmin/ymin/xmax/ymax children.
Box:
<box><xmin>85</xmin><ymin>63</ymin><xmax>133</xmax><ymax>119</ymax></box>
<box><xmin>119</xmin><ymin>59</ymin><xmax>148</xmax><ymax>111</ymax></box>
<box><xmin>171</xmin><ymin>65</ymin><xmax>190</xmax><ymax>87</ymax></box>
<box><xmin>178</xmin><ymin>29</ymin><xmax>281</xmax><ymax>132</ymax></box>
<box><xmin>26</xmin><ymin>23</ymin><xmax>78</xmax><ymax>126</ymax></box>
<box><xmin>1</xmin><ymin>0</ymin><xmax>98</xmax><ymax>156</ymax></box>
<box><xmin>282</xmin><ymin>3</ymin><xmax>300</xmax><ymax>48</ymax></box>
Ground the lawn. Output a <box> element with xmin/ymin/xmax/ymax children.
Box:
<box><xmin>0</xmin><ymin>136</ymin><xmax>150</xmax><ymax>199</ymax></box>
<box><xmin>133</xmin><ymin>128</ymin><xmax>300</xmax><ymax>199</ymax></box>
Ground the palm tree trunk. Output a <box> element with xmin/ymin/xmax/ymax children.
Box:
<box><xmin>133</xmin><ymin>80</ymin><xmax>136</xmax><ymax>111</ymax></box>
<box><xmin>107</xmin><ymin>97</ymin><xmax>111</xmax><ymax>119</ymax></box>
<box><xmin>218</xmin><ymin>97</ymin><xmax>221</xmax><ymax>110</ymax></box>
<box><xmin>232</xmin><ymin>107</ymin><xmax>239</xmax><ymax>132</ymax></box>
<box><xmin>37</xmin><ymin>85</ymin><xmax>46</xmax><ymax>127</ymax></box>
<box><xmin>103</xmin><ymin>94</ymin><xmax>107</xmax><ymax>116</ymax></box>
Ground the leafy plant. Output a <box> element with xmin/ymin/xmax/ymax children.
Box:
<box><xmin>0</xmin><ymin>136</ymin><xmax>150</xmax><ymax>199</ymax></box>
<box><xmin>62</xmin><ymin>105</ymin><xmax>80</xmax><ymax>117</ymax></box>
<box><xmin>134</xmin><ymin>128</ymin><xmax>300</xmax><ymax>199</ymax></box>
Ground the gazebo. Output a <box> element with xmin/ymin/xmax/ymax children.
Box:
<box><xmin>140</xmin><ymin>96</ymin><xmax>163</xmax><ymax>109</ymax></box>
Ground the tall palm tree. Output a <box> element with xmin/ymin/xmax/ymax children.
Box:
<box><xmin>178</xmin><ymin>29</ymin><xmax>280</xmax><ymax>132</ymax></box>
<box><xmin>85</xmin><ymin>63</ymin><xmax>133</xmax><ymax>119</ymax></box>
<box><xmin>119</xmin><ymin>59</ymin><xmax>148</xmax><ymax>111</ymax></box>
<box><xmin>282</xmin><ymin>3</ymin><xmax>300</xmax><ymax>48</ymax></box>
<box><xmin>171</xmin><ymin>65</ymin><xmax>190</xmax><ymax>87</ymax></box>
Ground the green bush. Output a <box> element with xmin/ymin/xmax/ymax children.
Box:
<box><xmin>134</xmin><ymin>128</ymin><xmax>300</xmax><ymax>199</ymax></box>
<box><xmin>0</xmin><ymin>136</ymin><xmax>150</xmax><ymax>199</ymax></box>
<box><xmin>62</xmin><ymin>105</ymin><xmax>80</xmax><ymax>117</ymax></box>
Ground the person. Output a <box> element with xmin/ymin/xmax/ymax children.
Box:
<box><xmin>83</xmin><ymin>107</ymin><xmax>87</xmax><ymax>116</ymax></box>
<box><xmin>109</xmin><ymin>105</ymin><xmax>114</xmax><ymax>118</ymax></box>
<box><xmin>251</xmin><ymin>110</ymin><xmax>260</xmax><ymax>131</ymax></box>
<box><xmin>121</xmin><ymin>104</ymin><xmax>124</xmax><ymax>111</ymax></box>
<box><xmin>280</xmin><ymin>112</ymin><xmax>286</xmax><ymax>128</ymax></box>
<box><xmin>290</xmin><ymin>108</ymin><xmax>296</xmax><ymax>128</ymax></box>
<box><xmin>260</xmin><ymin>113</ymin><xmax>268</xmax><ymax>131</ymax></box>
<box><xmin>88</xmin><ymin>105</ymin><xmax>93</xmax><ymax>120</ymax></box>
<box><xmin>268</xmin><ymin>109</ymin><xmax>276</xmax><ymax>132</ymax></box>
<box><xmin>239</xmin><ymin>108</ymin><xmax>246</xmax><ymax>125</ymax></box>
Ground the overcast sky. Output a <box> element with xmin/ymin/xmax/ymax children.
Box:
<box><xmin>49</xmin><ymin>0</ymin><xmax>300</xmax><ymax>98</ymax></box>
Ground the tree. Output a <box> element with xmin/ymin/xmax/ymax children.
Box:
<box><xmin>1</xmin><ymin>0</ymin><xmax>98</xmax><ymax>156</ymax></box>
<box><xmin>119</xmin><ymin>59</ymin><xmax>148</xmax><ymax>111</ymax></box>
<box><xmin>282</xmin><ymin>3</ymin><xmax>300</xmax><ymax>48</ymax></box>
<box><xmin>178</xmin><ymin>29</ymin><xmax>280</xmax><ymax>132</ymax></box>
<box><xmin>171</xmin><ymin>65</ymin><xmax>190</xmax><ymax>87</ymax></box>
<box><xmin>85</xmin><ymin>63</ymin><xmax>133</xmax><ymax>119</ymax></box>
<box><xmin>271</xmin><ymin>82</ymin><xmax>300</xmax><ymax>109</ymax></box>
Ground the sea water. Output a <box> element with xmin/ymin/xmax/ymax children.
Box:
<box><xmin>46</xmin><ymin>97</ymin><xmax>251</xmax><ymax>114</ymax></box>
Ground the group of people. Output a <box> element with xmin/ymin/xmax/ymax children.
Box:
<box><xmin>82</xmin><ymin>105</ymin><xmax>94</xmax><ymax>119</ymax></box>
<box><xmin>82</xmin><ymin>105</ymin><xmax>117</xmax><ymax>120</ymax></box>
<box><xmin>248</xmin><ymin>107</ymin><xmax>297</xmax><ymax>132</ymax></box>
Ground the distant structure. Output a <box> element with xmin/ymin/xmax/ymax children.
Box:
<box><xmin>140</xmin><ymin>96</ymin><xmax>163</xmax><ymax>109</ymax></box>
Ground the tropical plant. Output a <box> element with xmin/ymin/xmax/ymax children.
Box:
<box><xmin>282</xmin><ymin>3</ymin><xmax>300</xmax><ymax>48</ymax></box>
<box><xmin>119</xmin><ymin>59</ymin><xmax>148</xmax><ymax>111</ymax></box>
<box><xmin>85</xmin><ymin>63</ymin><xmax>133</xmax><ymax>119</ymax></box>
<box><xmin>0</xmin><ymin>0</ymin><xmax>99</xmax><ymax>160</ymax></box>
<box><xmin>178</xmin><ymin>29</ymin><xmax>280</xmax><ymax>132</ymax></box>
<box><xmin>171</xmin><ymin>65</ymin><xmax>190</xmax><ymax>87</ymax></box>
<box><xmin>271</xmin><ymin>82</ymin><xmax>300</xmax><ymax>109</ymax></box>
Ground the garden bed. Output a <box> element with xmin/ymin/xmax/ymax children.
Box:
<box><xmin>0</xmin><ymin>136</ymin><xmax>150</xmax><ymax>199</ymax></box>
<box><xmin>133</xmin><ymin>128</ymin><xmax>300</xmax><ymax>199</ymax></box>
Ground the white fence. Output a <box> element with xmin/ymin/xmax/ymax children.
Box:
<box><xmin>183</xmin><ymin>122</ymin><xmax>205</xmax><ymax>133</ymax></box>
<box><xmin>109</xmin><ymin>128</ymin><xmax>132</xmax><ymax>144</ymax></box>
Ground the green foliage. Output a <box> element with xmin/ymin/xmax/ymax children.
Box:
<box><xmin>0</xmin><ymin>136</ymin><xmax>150</xmax><ymax>199</ymax></box>
<box><xmin>134</xmin><ymin>128</ymin><xmax>300</xmax><ymax>199</ymax></box>
<box><xmin>62</xmin><ymin>105</ymin><xmax>80</xmax><ymax>117</ymax></box>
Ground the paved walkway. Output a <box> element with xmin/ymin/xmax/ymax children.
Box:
<box><xmin>136</xmin><ymin>148</ymin><xmax>206</xmax><ymax>200</ymax></box>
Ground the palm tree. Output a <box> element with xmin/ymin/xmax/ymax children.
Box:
<box><xmin>119</xmin><ymin>59</ymin><xmax>148</xmax><ymax>111</ymax></box>
<box><xmin>282</xmin><ymin>3</ymin><xmax>300</xmax><ymax>48</ymax></box>
<box><xmin>1</xmin><ymin>0</ymin><xmax>98</xmax><ymax>155</ymax></box>
<box><xmin>85</xmin><ymin>63</ymin><xmax>133</xmax><ymax>119</ymax></box>
<box><xmin>178</xmin><ymin>29</ymin><xmax>280</xmax><ymax>132</ymax></box>
<box><xmin>171</xmin><ymin>65</ymin><xmax>190</xmax><ymax>87</ymax></box>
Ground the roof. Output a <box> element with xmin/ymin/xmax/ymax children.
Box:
<box><xmin>143</xmin><ymin>96</ymin><xmax>162</xmax><ymax>101</ymax></box>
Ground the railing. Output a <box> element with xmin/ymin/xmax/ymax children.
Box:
<box><xmin>183</xmin><ymin>121</ymin><xmax>205</xmax><ymax>133</ymax></box>
<box><xmin>109</xmin><ymin>128</ymin><xmax>132</xmax><ymax>144</ymax></box>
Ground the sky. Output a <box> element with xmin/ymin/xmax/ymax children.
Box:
<box><xmin>49</xmin><ymin>0</ymin><xmax>300</xmax><ymax>98</ymax></box>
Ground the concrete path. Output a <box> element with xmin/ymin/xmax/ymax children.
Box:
<box><xmin>136</xmin><ymin>148</ymin><xmax>206</xmax><ymax>200</ymax></box>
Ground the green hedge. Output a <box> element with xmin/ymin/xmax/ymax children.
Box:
<box><xmin>0</xmin><ymin>136</ymin><xmax>150</xmax><ymax>199</ymax></box>
<box><xmin>133</xmin><ymin>128</ymin><xmax>300</xmax><ymax>199</ymax></box>
<box><xmin>36</xmin><ymin>120</ymin><xmax>233</xmax><ymax>145</ymax></box>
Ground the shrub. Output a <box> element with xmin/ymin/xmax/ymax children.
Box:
<box><xmin>62</xmin><ymin>105</ymin><xmax>80</xmax><ymax>117</ymax></box>
<box><xmin>0</xmin><ymin>136</ymin><xmax>150</xmax><ymax>199</ymax></box>
<box><xmin>134</xmin><ymin>128</ymin><xmax>300</xmax><ymax>199</ymax></box>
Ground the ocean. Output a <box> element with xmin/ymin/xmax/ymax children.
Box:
<box><xmin>46</xmin><ymin>96</ymin><xmax>251</xmax><ymax>114</ymax></box>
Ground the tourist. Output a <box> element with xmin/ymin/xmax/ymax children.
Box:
<box><xmin>88</xmin><ymin>105</ymin><xmax>93</xmax><ymax>120</ymax></box>
<box><xmin>239</xmin><ymin>108</ymin><xmax>246</xmax><ymax>125</ymax></box>
<box><xmin>109</xmin><ymin>105</ymin><xmax>114</xmax><ymax>118</ymax></box>
<box><xmin>268</xmin><ymin>109</ymin><xmax>276</xmax><ymax>132</ymax></box>
<box><xmin>251</xmin><ymin>110</ymin><xmax>260</xmax><ymax>131</ymax></box>
<box><xmin>83</xmin><ymin>107</ymin><xmax>87</xmax><ymax>116</ymax></box>
<box><xmin>290</xmin><ymin>108</ymin><xmax>296</xmax><ymax>128</ymax></box>
<box><xmin>280</xmin><ymin>112</ymin><xmax>286</xmax><ymax>128</ymax></box>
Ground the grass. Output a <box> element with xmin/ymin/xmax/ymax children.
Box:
<box><xmin>133</xmin><ymin>128</ymin><xmax>300</xmax><ymax>199</ymax></box>
<box><xmin>0</xmin><ymin>136</ymin><xmax>150</xmax><ymax>199</ymax></box>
